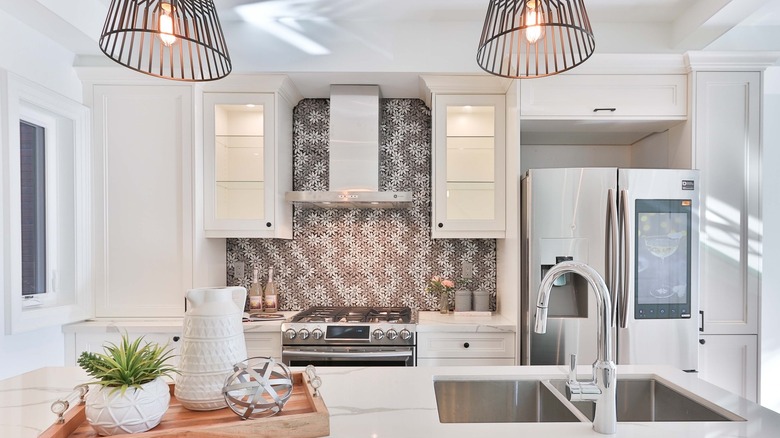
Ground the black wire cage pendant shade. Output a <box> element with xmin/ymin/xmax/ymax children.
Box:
<box><xmin>477</xmin><ymin>0</ymin><xmax>595</xmax><ymax>79</ymax></box>
<box><xmin>99</xmin><ymin>0</ymin><xmax>231</xmax><ymax>81</ymax></box>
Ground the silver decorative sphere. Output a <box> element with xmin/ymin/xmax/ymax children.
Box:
<box><xmin>222</xmin><ymin>357</ymin><xmax>293</xmax><ymax>419</ymax></box>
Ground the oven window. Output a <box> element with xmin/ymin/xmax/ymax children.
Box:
<box><xmin>283</xmin><ymin>347</ymin><xmax>416</xmax><ymax>367</ymax></box>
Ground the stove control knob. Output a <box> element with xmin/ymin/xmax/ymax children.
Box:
<box><xmin>399</xmin><ymin>329</ymin><xmax>412</xmax><ymax>341</ymax></box>
<box><xmin>312</xmin><ymin>328</ymin><xmax>324</xmax><ymax>340</ymax></box>
<box><xmin>372</xmin><ymin>329</ymin><xmax>385</xmax><ymax>340</ymax></box>
<box><xmin>284</xmin><ymin>328</ymin><xmax>297</xmax><ymax>340</ymax></box>
<box><xmin>386</xmin><ymin>329</ymin><xmax>399</xmax><ymax>340</ymax></box>
<box><xmin>298</xmin><ymin>329</ymin><xmax>310</xmax><ymax>340</ymax></box>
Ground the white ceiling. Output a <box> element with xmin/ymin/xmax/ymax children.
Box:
<box><xmin>2</xmin><ymin>0</ymin><xmax>779</xmax><ymax>97</ymax></box>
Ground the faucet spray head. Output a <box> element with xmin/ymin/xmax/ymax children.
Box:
<box><xmin>534</xmin><ymin>306</ymin><xmax>548</xmax><ymax>333</ymax></box>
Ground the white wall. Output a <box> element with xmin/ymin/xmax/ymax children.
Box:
<box><xmin>0</xmin><ymin>9</ymin><xmax>83</xmax><ymax>380</ymax></box>
<box><xmin>761</xmin><ymin>66</ymin><xmax>780</xmax><ymax>413</ymax></box>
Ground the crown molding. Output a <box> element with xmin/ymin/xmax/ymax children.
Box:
<box><xmin>685</xmin><ymin>51</ymin><xmax>780</xmax><ymax>72</ymax></box>
<box><xmin>559</xmin><ymin>53</ymin><xmax>688</xmax><ymax>75</ymax></box>
<box><xmin>74</xmin><ymin>57</ymin><xmax>303</xmax><ymax>104</ymax></box>
<box><xmin>419</xmin><ymin>74</ymin><xmax>513</xmax><ymax>107</ymax></box>
<box><xmin>198</xmin><ymin>74</ymin><xmax>303</xmax><ymax>104</ymax></box>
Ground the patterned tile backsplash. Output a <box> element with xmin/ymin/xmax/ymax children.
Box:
<box><xmin>226</xmin><ymin>98</ymin><xmax>497</xmax><ymax>311</ymax></box>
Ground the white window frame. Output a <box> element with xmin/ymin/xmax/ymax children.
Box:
<box><xmin>2</xmin><ymin>72</ymin><xmax>92</xmax><ymax>334</ymax></box>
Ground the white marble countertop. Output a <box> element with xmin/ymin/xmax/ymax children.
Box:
<box><xmin>4</xmin><ymin>364</ymin><xmax>779</xmax><ymax>438</ymax></box>
<box><xmin>62</xmin><ymin>311</ymin><xmax>517</xmax><ymax>335</ymax></box>
<box><xmin>62</xmin><ymin>312</ymin><xmax>300</xmax><ymax>334</ymax></box>
<box><xmin>416</xmin><ymin>311</ymin><xmax>515</xmax><ymax>332</ymax></box>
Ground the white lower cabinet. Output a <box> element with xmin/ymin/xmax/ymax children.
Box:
<box><xmin>699</xmin><ymin>334</ymin><xmax>758</xmax><ymax>402</ymax></box>
<box><xmin>417</xmin><ymin>332</ymin><xmax>515</xmax><ymax>366</ymax></box>
<box><xmin>68</xmin><ymin>331</ymin><xmax>183</xmax><ymax>368</ymax></box>
<box><xmin>65</xmin><ymin>325</ymin><xmax>283</xmax><ymax>367</ymax></box>
<box><xmin>244</xmin><ymin>332</ymin><xmax>282</xmax><ymax>361</ymax></box>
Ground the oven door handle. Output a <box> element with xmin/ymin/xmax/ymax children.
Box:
<box><xmin>282</xmin><ymin>349</ymin><xmax>413</xmax><ymax>359</ymax></box>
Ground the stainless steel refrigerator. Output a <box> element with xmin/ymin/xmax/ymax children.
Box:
<box><xmin>520</xmin><ymin>168</ymin><xmax>700</xmax><ymax>371</ymax></box>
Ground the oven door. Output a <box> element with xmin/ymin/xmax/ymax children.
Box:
<box><xmin>282</xmin><ymin>346</ymin><xmax>415</xmax><ymax>367</ymax></box>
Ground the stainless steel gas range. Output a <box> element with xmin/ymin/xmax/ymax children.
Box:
<box><xmin>281</xmin><ymin>306</ymin><xmax>416</xmax><ymax>367</ymax></box>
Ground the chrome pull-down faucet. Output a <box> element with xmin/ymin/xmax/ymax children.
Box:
<box><xmin>534</xmin><ymin>261</ymin><xmax>617</xmax><ymax>435</ymax></box>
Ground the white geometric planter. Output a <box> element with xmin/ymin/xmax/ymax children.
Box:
<box><xmin>85</xmin><ymin>377</ymin><xmax>170</xmax><ymax>436</ymax></box>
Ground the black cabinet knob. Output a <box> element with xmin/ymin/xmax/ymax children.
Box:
<box><xmin>699</xmin><ymin>339</ymin><xmax>705</xmax><ymax>345</ymax></box>
<box><xmin>463</xmin><ymin>342</ymin><xmax>470</xmax><ymax>349</ymax></box>
<box><xmin>172</xmin><ymin>336</ymin><xmax>180</xmax><ymax>342</ymax></box>
<box><xmin>266</xmin><ymin>222</ymin><xmax>272</xmax><ymax>227</ymax></box>
<box><xmin>438</xmin><ymin>223</ymin><xmax>444</xmax><ymax>228</ymax></box>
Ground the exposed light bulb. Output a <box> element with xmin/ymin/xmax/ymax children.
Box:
<box><xmin>159</xmin><ymin>3</ymin><xmax>177</xmax><ymax>46</ymax></box>
<box><xmin>524</xmin><ymin>1</ymin><xmax>544</xmax><ymax>44</ymax></box>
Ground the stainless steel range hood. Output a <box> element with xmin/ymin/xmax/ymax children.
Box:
<box><xmin>285</xmin><ymin>85</ymin><xmax>413</xmax><ymax>208</ymax></box>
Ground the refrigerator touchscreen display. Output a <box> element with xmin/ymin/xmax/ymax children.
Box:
<box><xmin>635</xmin><ymin>199</ymin><xmax>692</xmax><ymax>319</ymax></box>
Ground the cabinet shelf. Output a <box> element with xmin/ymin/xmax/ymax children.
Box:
<box><xmin>216</xmin><ymin>181</ymin><xmax>265</xmax><ymax>189</ymax></box>
<box><xmin>216</xmin><ymin>134</ymin><xmax>264</xmax><ymax>138</ymax></box>
<box><xmin>447</xmin><ymin>181</ymin><xmax>495</xmax><ymax>185</ymax></box>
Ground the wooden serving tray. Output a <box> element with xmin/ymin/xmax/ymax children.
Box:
<box><xmin>41</xmin><ymin>371</ymin><xmax>329</xmax><ymax>438</ymax></box>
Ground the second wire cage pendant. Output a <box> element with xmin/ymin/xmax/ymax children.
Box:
<box><xmin>477</xmin><ymin>0</ymin><xmax>595</xmax><ymax>79</ymax></box>
<box><xmin>99</xmin><ymin>0</ymin><xmax>231</xmax><ymax>82</ymax></box>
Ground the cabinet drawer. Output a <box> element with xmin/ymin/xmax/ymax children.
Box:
<box><xmin>520</xmin><ymin>75</ymin><xmax>687</xmax><ymax>118</ymax></box>
<box><xmin>418</xmin><ymin>332</ymin><xmax>515</xmax><ymax>359</ymax></box>
<box><xmin>245</xmin><ymin>332</ymin><xmax>282</xmax><ymax>360</ymax></box>
<box><xmin>72</xmin><ymin>332</ymin><xmax>183</xmax><ymax>367</ymax></box>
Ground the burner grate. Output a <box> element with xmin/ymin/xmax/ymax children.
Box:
<box><xmin>292</xmin><ymin>306</ymin><xmax>412</xmax><ymax>324</ymax></box>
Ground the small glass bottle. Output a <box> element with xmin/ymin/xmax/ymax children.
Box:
<box><xmin>248</xmin><ymin>268</ymin><xmax>263</xmax><ymax>313</ymax></box>
<box><xmin>263</xmin><ymin>267</ymin><xmax>278</xmax><ymax>313</ymax></box>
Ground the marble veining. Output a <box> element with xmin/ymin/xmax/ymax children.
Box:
<box><xmin>328</xmin><ymin>405</ymin><xmax>438</xmax><ymax>418</ymax></box>
<box><xmin>4</xmin><ymin>365</ymin><xmax>780</xmax><ymax>438</ymax></box>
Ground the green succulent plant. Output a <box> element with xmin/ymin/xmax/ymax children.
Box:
<box><xmin>77</xmin><ymin>334</ymin><xmax>178</xmax><ymax>395</ymax></box>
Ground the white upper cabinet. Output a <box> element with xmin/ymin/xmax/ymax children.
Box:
<box><xmin>693</xmin><ymin>71</ymin><xmax>761</xmax><ymax>336</ymax></box>
<box><xmin>520</xmin><ymin>74</ymin><xmax>687</xmax><ymax>118</ymax></box>
<box><xmin>91</xmin><ymin>85</ymin><xmax>193</xmax><ymax>318</ymax></box>
<box><xmin>432</xmin><ymin>94</ymin><xmax>506</xmax><ymax>238</ymax></box>
<box><xmin>203</xmin><ymin>89</ymin><xmax>294</xmax><ymax>238</ymax></box>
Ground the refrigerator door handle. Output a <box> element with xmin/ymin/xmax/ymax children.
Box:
<box><xmin>606</xmin><ymin>189</ymin><xmax>618</xmax><ymax>325</ymax></box>
<box><xmin>619</xmin><ymin>189</ymin><xmax>630</xmax><ymax>329</ymax></box>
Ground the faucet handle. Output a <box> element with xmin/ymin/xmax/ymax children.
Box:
<box><xmin>568</xmin><ymin>353</ymin><xmax>577</xmax><ymax>383</ymax></box>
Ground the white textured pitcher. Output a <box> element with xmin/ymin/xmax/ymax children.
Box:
<box><xmin>175</xmin><ymin>287</ymin><xmax>247</xmax><ymax>411</ymax></box>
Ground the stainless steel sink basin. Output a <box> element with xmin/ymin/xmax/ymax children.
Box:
<box><xmin>433</xmin><ymin>378</ymin><xmax>582</xmax><ymax>423</ymax></box>
<box><xmin>550</xmin><ymin>378</ymin><xmax>744</xmax><ymax>422</ymax></box>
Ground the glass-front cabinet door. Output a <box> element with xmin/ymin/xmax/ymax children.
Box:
<box><xmin>204</xmin><ymin>92</ymin><xmax>289</xmax><ymax>238</ymax></box>
<box><xmin>432</xmin><ymin>94</ymin><xmax>505</xmax><ymax>238</ymax></box>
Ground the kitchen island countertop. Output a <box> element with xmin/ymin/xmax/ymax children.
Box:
<box><xmin>3</xmin><ymin>364</ymin><xmax>779</xmax><ymax>438</ymax></box>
